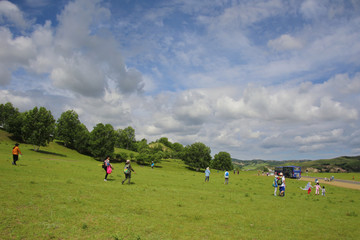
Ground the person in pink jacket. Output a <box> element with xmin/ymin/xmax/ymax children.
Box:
<box><xmin>315</xmin><ymin>182</ymin><xmax>321</xmax><ymax>195</ymax></box>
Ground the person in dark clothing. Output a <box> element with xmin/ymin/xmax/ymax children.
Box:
<box><xmin>122</xmin><ymin>160</ymin><xmax>135</xmax><ymax>184</ymax></box>
<box><xmin>102</xmin><ymin>156</ymin><xmax>113</xmax><ymax>181</ymax></box>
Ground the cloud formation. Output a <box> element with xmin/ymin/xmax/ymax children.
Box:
<box><xmin>1</xmin><ymin>0</ymin><xmax>360</xmax><ymax>160</ymax></box>
<box><xmin>1</xmin><ymin>0</ymin><xmax>144</xmax><ymax>97</ymax></box>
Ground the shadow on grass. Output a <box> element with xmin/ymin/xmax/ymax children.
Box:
<box><xmin>105</xmin><ymin>179</ymin><xmax>116</xmax><ymax>181</ymax></box>
<box><xmin>122</xmin><ymin>182</ymin><xmax>136</xmax><ymax>185</ymax></box>
<box><xmin>185</xmin><ymin>166</ymin><xmax>205</xmax><ymax>172</ymax></box>
<box><xmin>8</xmin><ymin>135</ymin><xmax>24</xmax><ymax>143</ymax></box>
<box><xmin>29</xmin><ymin>149</ymin><xmax>67</xmax><ymax>157</ymax></box>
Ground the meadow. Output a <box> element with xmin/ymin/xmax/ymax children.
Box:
<box><xmin>1</xmin><ymin>130</ymin><xmax>359</xmax><ymax>239</ymax></box>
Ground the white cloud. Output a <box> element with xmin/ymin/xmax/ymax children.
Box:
<box><xmin>268</xmin><ymin>34</ymin><xmax>303</xmax><ymax>51</ymax></box>
<box><xmin>0</xmin><ymin>1</ymin><xmax>28</xmax><ymax>29</ymax></box>
<box><xmin>173</xmin><ymin>90</ymin><xmax>213</xmax><ymax>125</ymax></box>
<box><xmin>300</xmin><ymin>0</ymin><xmax>329</xmax><ymax>20</ymax></box>
<box><xmin>294</xmin><ymin>129</ymin><xmax>344</xmax><ymax>145</ymax></box>
<box><xmin>0</xmin><ymin>0</ymin><xmax>144</xmax><ymax>97</ymax></box>
<box><xmin>0</xmin><ymin>27</ymin><xmax>36</xmax><ymax>85</ymax></box>
<box><xmin>1</xmin><ymin>0</ymin><xmax>360</xmax><ymax>160</ymax></box>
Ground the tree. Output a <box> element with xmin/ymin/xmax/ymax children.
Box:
<box><xmin>135</xmin><ymin>138</ymin><xmax>148</xmax><ymax>153</ymax></box>
<box><xmin>0</xmin><ymin>102</ymin><xmax>19</xmax><ymax>130</ymax></box>
<box><xmin>116</xmin><ymin>126</ymin><xmax>136</xmax><ymax>150</ymax></box>
<box><xmin>22</xmin><ymin>106</ymin><xmax>56</xmax><ymax>151</ymax></box>
<box><xmin>55</xmin><ymin>110</ymin><xmax>82</xmax><ymax>148</ymax></box>
<box><xmin>211</xmin><ymin>151</ymin><xmax>233</xmax><ymax>171</ymax></box>
<box><xmin>172</xmin><ymin>142</ymin><xmax>184</xmax><ymax>159</ymax></box>
<box><xmin>7</xmin><ymin>112</ymin><xmax>24</xmax><ymax>141</ymax></box>
<box><xmin>157</xmin><ymin>137</ymin><xmax>173</xmax><ymax>149</ymax></box>
<box><xmin>73</xmin><ymin>123</ymin><xmax>91</xmax><ymax>155</ymax></box>
<box><xmin>181</xmin><ymin>142</ymin><xmax>211</xmax><ymax>171</ymax></box>
<box><xmin>115</xmin><ymin>152</ymin><xmax>128</xmax><ymax>161</ymax></box>
<box><xmin>136</xmin><ymin>152</ymin><xmax>154</xmax><ymax>165</ymax></box>
<box><xmin>89</xmin><ymin>123</ymin><xmax>115</xmax><ymax>159</ymax></box>
<box><xmin>172</xmin><ymin>142</ymin><xmax>184</xmax><ymax>152</ymax></box>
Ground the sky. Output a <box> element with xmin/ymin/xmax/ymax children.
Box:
<box><xmin>1</xmin><ymin>0</ymin><xmax>360</xmax><ymax>160</ymax></box>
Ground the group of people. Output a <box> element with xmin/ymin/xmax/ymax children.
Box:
<box><xmin>11</xmin><ymin>143</ymin><xmax>137</xmax><ymax>185</ymax></box>
<box><xmin>204</xmin><ymin>168</ymin><xmax>234</xmax><ymax>184</ymax></box>
<box><xmin>272</xmin><ymin>173</ymin><xmax>327</xmax><ymax>197</ymax></box>
<box><xmin>102</xmin><ymin>157</ymin><xmax>135</xmax><ymax>184</ymax></box>
<box><xmin>273</xmin><ymin>172</ymin><xmax>286</xmax><ymax>196</ymax></box>
<box><xmin>9</xmin><ymin>143</ymin><xmax>328</xmax><ymax>195</ymax></box>
<box><xmin>301</xmin><ymin>181</ymin><xmax>326</xmax><ymax>196</ymax></box>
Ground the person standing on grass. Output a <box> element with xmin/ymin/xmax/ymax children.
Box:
<box><xmin>272</xmin><ymin>175</ymin><xmax>278</xmax><ymax>196</ymax></box>
<box><xmin>12</xmin><ymin>143</ymin><xmax>22</xmax><ymax>165</ymax></box>
<box><xmin>315</xmin><ymin>182</ymin><xmax>321</xmax><ymax>195</ymax></box>
<box><xmin>151</xmin><ymin>161</ymin><xmax>155</xmax><ymax>169</ymax></box>
<box><xmin>122</xmin><ymin>160</ymin><xmax>135</xmax><ymax>184</ymax></box>
<box><xmin>224</xmin><ymin>170</ymin><xmax>229</xmax><ymax>184</ymax></box>
<box><xmin>103</xmin><ymin>156</ymin><xmax>113</xmax><ymax>182</ymax></box>
<box><xmin>308</xmin><ymin>185</ymin><xmax>312</xmax><ymax>195</ymax></box>
<box><xmin>205</xmin><ymin>167</ymin><xmax>210</xmax><ymax>182</ymax></box>
<box><xmin>279</xmin><ymin>172</ymin><xmax>285</xmax><ymax>196</ymax></box>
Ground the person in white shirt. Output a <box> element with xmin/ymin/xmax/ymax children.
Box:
<box><xmin>279</xmin><ymin>172</ymin><xmax>285</xmax><ymax>197</ymax></box>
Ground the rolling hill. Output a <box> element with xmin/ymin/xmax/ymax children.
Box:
<box><xmin>232</xmin><ymin>156</ymin><xmax>360</xmax><ymax>172</ymax></box>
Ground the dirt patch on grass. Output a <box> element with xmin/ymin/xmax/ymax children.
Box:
<box><xmin>300</xmin><ymin>176</ymin><xmax>360</xmax><ymax>190</ymax></box>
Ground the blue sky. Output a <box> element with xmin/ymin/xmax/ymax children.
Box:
<box><xmin>1</xmin><ymin>0</ymin><xmax>360</xmax><ymax>160</ymax></box>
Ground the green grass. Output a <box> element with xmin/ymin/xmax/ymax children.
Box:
<box><xmin>1</xmin><ymin>129</ymin><xmax>360</xmax><ymax>239</ymax></box>
<box><xmin>302</xmin><ymin>172</ymin><xmax>360</xmax><ymax>181</ymax></box>
<box><xmin>114</xmin><ymin>147</ymin><xmax>139</xmax><ymax>158</ymax></box>
<box><xmin>297</xmin><ymin>156</ymin><xmax>360</xmax><ymax>172</ymax></box>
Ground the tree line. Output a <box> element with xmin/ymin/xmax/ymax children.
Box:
<box><xmin>0</xmin><ymin>102</ymin><xmax>234</xmax><ymax>171</ymax></box>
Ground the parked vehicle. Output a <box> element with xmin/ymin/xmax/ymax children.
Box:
<box><xmin>275</xmin><ymin>166</ymin><xmax>301</xmax><ymax>179</ymax></box>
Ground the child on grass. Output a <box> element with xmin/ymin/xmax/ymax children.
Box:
<box><xmin>315</xmin><ymin>182</ymin><xmax>321</xmax><ymax>195</ymax></box>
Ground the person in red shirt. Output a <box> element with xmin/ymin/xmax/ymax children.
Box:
<box><xmin>12</xmin><ymin>143</ymin><xmax>22</xmax><ymax>165</ymax></box>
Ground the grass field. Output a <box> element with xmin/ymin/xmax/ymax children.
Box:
<box><xmin>1</xmin><ymin>130</ymin><xmax>359</xmax><ymax>239</ymax></box>
<box><xmin>303</xmin><ymin>172</ymin><xmax>360</xmax><ymax>181</ymax></box>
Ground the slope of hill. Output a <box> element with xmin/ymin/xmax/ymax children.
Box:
<box><xmin>295</xmin><ymin>156</ymin><xmax>360</xmax><ymax>172</ymax></box>
<box><xmin>1</xmin><ymin>128</ymin><xmax>360</xmax><ymax>239</ymax></box>
<box><xmin>232</xmin><ymin>156</ymin><xmax>360</xmax><ymax>172</ymax></box>
<box><xmin>148</xmin><ymin>142</ymin><xmax>173</xmax><ymax>152</ymax></box>
<box><xmin>232</xmin><ymin>159</ymin><xmax>311</xmax><ymax>171</ymax></box>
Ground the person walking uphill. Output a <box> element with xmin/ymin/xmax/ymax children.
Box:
<box><xmin>12</xmin><ymin>143</ymin><xmax>22</xmax><ymax>165</ymax></box>
<box><xmin>205</xmin><ymin>167</ymin><xmax>210</xmax><ymax>182</ymax></box>
<box><xmin>122</xmin><ymin>160</ymin><xmax>135</xmax><ymax>184</ymax></box>
<box><xmin>102</xmin><ymin>156</ymin><xmax>113</xmax><ymax>181</ymax></box>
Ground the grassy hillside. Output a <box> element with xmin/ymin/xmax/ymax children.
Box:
<box><xmin>1</xmin><ymin>129</ymin><xmax>360</xmax><ymax>239</ymax></box>
<box><xmin>233</xmin><ymin>156</ymin><xmax>360</xmax><ymax>173</ymax></box>
<box><xmin>148</xmin><ymin>142</ymin><xmax>173</xmax><ymax>152</ymax></box>
<box><xmin>294</xmin><ymin>156</ymin><xmax>360</xmax><ymax>172</ymax></box>
<box><xmin>114</xmin><ymin>147</ymin><xmax>139</xmax><ymax>160</ymax></box>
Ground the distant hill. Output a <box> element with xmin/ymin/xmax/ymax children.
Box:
<box><xmin>148</xmin><ymin>142</ymin><xmax>173</xmax><ymax>152</ymax></box>
<box><xmin>232</xmin><ymin>156</ymin><xmax>360</xmax><ymax>172</ymax></box>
